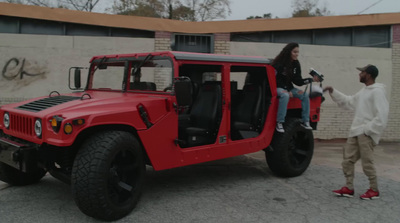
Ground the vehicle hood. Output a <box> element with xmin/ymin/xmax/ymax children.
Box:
<box><xmin>1</xmin><ymin>91</ymin><xmax>172</xmax><ymax>126</ymax></box>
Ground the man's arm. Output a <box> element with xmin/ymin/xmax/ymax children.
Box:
<box><xmin>323</xmin><ymin>86</ymin><xmax>333</xmax><ymax>93</ymax></box>
<box><xmin>323</xmin><ymin>86</ymin><xmax>358</xmax><ymax>110</ymax></box>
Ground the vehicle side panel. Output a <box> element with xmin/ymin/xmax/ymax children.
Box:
<box><xmin>138</xmin><ymin>63</ymin><xmax>279</xmax><ymax>171</ymax></box>
<box><xmin>287</xmin><ymin>97</ymin><xmax>322</xmax><ymax>122</ymax></box>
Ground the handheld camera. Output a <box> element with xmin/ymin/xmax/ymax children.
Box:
<box><xmin>309</xmin><ymin>68</ymin><xmax>324</xmax><ymax>82</ymax></box>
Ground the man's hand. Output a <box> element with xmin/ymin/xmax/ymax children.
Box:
<box><xmin>323</xmin><ymin>86</ymin><xmax>333</xmax><ymax>93</ymax></box>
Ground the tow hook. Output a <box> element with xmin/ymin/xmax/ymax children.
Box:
<box><xmin>12</xmin><ymin>150</ymin><xmax>21</xmax><ymax>162</ymax></box>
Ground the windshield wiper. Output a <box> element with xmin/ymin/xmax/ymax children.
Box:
<box><xmin>133</xmin><ymin>53</ymin><xmax>153</xmax><ymax>76</ymax></box>
<box><xmin>93</xmin><ymin>56</ymin><xmax>108</xmax><ymax>72</ymax></box>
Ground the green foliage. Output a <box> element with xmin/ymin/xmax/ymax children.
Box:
<box><xmin>116</xmin><ymin>1</ymin><xmax>163</xmax><ymax>17</ymax></box>
<box><xmin>247</xmin><ymin>13</ymin><xmax>272</xmax><ymax>20</ymax></box>
<box><xmin>291</xmin><ymin>0</ymin><xmax>330</xmax><ymax>17</ymax></box>
<box><xmin>171</xmin><ymin>4</ymin><xmax>195</xmax><ymax>21</ymax></box>
<box><xmin>112</xmin><ymin>0</ymin><xmax>230</xmax><ymax>21</ymax></box>
<box><xmin>2</xmin><ymin>0</ymin><xmax>101</xmax><ymax>11</ymax></box>
<box><xmin>2</xmin><ymin>0</ymin><xmax>230</xmax><ymax>21</ymax></box>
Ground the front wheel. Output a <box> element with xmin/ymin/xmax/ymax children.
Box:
<box><xmin>266</xmin><ymin>118</ymin><xmax>314</xmax><ymax>177</ymax></box>
<box><xmin>71</xmin><ymin>131</ymin><xmax>146</xmax><ymax>221</ymax></box>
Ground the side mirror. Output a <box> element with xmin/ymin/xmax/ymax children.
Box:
<box><xmin>69</xmin><ymin>67</ymin><xmax>87</xmax><ymax>90</ymax></box>
<box><xmin>74</xmin><ymin>68</ymin><xmax>81</xmax><ymax>89</ymax></box>
<box><xmin>174</xmin><ymin>77</ymin><xmax>192</xmax><ymax>107</ymax></box>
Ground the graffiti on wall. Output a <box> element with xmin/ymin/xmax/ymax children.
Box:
<box><xmin>1</xmin><ymin>57</ymin><xmax>48</xmax><ymax>91</ymax></box>
<box><xmin>2</xmin><ymin>58</ymin><xmax>45</xmax><ymax>80</ymax></box>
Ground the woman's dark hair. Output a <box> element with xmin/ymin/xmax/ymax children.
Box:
<box><xmin>271</xmin><ymin>42</ymin><xmax>299</xmax><ymax>68</ymax></box>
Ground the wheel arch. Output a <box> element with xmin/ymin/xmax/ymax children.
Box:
<box><xmin>73</xmin><ymin>124</ymin><xmax>152</xmax><ymax>166</ymax></box>
<box><xmin>286</xmin><ymin>108</ymin><xmax>302</xmax><ymax>120</ymax></box>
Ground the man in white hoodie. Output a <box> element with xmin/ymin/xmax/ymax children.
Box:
<box><xmin>324</xmin><ymin>64</ymin><xmax>389</xmax><ymax>200</ymax></box>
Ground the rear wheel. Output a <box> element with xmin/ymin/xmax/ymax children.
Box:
<box><xmin>0</xmin><ymin>162</ymin><xmax>46</xmax><ymax>186</ymax></box>
<box><xmin>71</xmin><ymin>131</ymin><xmax>145</xmax><ymax>221</ymax></box>
<box><xmin>266</xmin><ymin>118</ymin><xmax>314</xmax><ymax>177</ymax></box>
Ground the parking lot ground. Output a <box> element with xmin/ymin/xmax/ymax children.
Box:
<box><xmin>1</xmin><ymin>140</ymin><xmax>399</xmax><ymax>223</ymax></box>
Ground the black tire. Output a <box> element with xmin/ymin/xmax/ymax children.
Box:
<box><xmin>266</xmin><ymin>118</ymin><xmax>314</xmax><ymax>177</ymax></box>
<box><xmin>71</xmin><ymin>131</ymin><xmax>146</xmax><ymax>221</ymax></box>
<box><xmin>0</xmin><ymin>162</ymin><xmax>46</xmax><ymax>186</ymax></box>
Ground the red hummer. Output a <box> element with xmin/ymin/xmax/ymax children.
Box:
<box><xmin>0</xmin><ymin>51</ymin><xmax>322</xmax><ymax>221</ymax></box>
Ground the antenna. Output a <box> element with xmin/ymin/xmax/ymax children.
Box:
<box><xmin>357</xmin><ymin>0</ymin><xmax>384</xmax><ymax>14</ymax></box>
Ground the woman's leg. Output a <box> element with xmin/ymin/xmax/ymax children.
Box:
<box><xmin>291</xmin><ymin>88</ymin><xmax>310</xmax><ymax>123</ymax></box>
<box><xmin>277</xmin><ymin>88</ymin><xmax>290</xmax><ymax>123</ymax></box>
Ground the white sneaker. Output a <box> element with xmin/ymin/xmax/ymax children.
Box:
<box><xmin>276</xmin><ymin>122</ymin><xmax>285</xmax><ymax>133</ymax></box>
<box><xmin>301</xmin><ymin>121</ymin><xmax>313</xmax><ymax>130</ymax></box>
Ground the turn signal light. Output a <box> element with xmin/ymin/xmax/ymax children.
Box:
<box><xmin>64</xmin><ymin>123</ymin><xmax>73</xmax><ymax>135</ymax></box>
<box><xmin>72</xmin><ymin>119</ymin><xmax>85</xmax><ymax>126</ymax></box>
<box><xmin>50</xmin><ymin>116</ymin><xmax>63</xmax><ymax>133</ymax></box>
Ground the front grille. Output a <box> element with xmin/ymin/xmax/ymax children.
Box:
<box><xmin>16</xmin><ymin>96</ymin><xmax>80</xmax><ymax>112</ymax></box>
<box><xmin>10</xmin><ymin>114</ymin><xmax>34</xmax><ymax>137</ymax></box>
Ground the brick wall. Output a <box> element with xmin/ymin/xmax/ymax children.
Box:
<box><xmin>214</xmin><ymin>33</ymin><xmax>230</xmax><ymax>54</ymax></box>
<box><xmin>393</xmin><ymin>24</ymin><xmax>400</xmax><ymax>43</ymax></box>
<box><xmin>314</xmin><ymin>24</ymin><xmax>400</xmax><ymax>142</ymax></box>
<box><xmin>385</xmin><ymin>24</ymin><xmax>400</xmax><ymax>141</ymax></box>
<box><xmin>155</xmin><ymin>31</ymin><xmax>172</xmax><ymax>51</ymax></box>
<box><xmin>314</xmin><ymin>105</ymin><xmax>354</xmax><ymax>139</ymax></box>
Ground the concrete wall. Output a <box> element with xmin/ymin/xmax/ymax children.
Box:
<box><xmin>231</xmin><ymin>42</ymin><xmax>396</xmax><ymax>141</ymax></box>
<box><xmin>0</xmin><ymin>33</ymin><xmax>154</xmax><ymax>103</ymax></box>
<box><xmin>1</xmin><ymin>32</ymin><xmax>398</xmax><ymax>142</ymax></box>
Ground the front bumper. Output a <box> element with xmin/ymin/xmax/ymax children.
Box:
<box><xmin>0</xmin><ymin>137</ymin><xmax>38</xmax><ymax>172</ymax></box>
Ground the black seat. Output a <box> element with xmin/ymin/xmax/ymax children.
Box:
<box><xmin>231</xmin><ymin>83</ymin><xmax>262</xmax><ymax>139</ymax></box>
<box><xmin>181</xmin><ymin>84</ymin><xmax>222</xmax><ymax>147</ymax></box>
<box><xmin>130</xmin><ymin>82</ymin><xmax>156</xmax><ymax>91</ymax></box>
<box><xmin>191</xmin><ymin>81</ymin><xmax>200</xmax><ymax>103</ymax></box>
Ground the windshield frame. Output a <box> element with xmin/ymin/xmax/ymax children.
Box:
<box><xmin>86</xmin><ymin>55</ymin><xmax>175</xmax><ymax>95</ymax></box>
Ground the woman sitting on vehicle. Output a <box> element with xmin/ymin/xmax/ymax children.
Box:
<box><xmin>272</xmin><ymin>42</ymin><xmax>319</xmax><ymax>133</ymax></box>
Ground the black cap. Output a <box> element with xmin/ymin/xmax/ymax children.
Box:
<box><xmin>357</xmin><ymin>64</ymin><xmax>379</xmax><ymax>79</ymax></box>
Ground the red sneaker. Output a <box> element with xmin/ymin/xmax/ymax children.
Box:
<box><xmin>332</xmin><ymin>186</ymin><xmax>354</xmax><ymax>198</ymax></box>
<box><xmin>360</xmin><ymin>189</ymin><xmax>380</xmax><ymax>200</ymax></box>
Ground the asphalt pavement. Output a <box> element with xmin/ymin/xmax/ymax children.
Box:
<box><xmin>1</xmin><ymin>140</ymin><xmax>399</xmax><ymax>223</ymax></box>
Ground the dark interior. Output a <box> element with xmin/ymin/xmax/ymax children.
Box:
<box><xmin>176</xmin><ymin>64</ymin><xmax>271</xmax><ymax>147</ymax></box>
<box><xmin>230</xmin><ymin>66</ymin><xmax>271</xmax><ymax>140</ymax></box>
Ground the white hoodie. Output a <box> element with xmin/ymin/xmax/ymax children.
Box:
<box><xmin>330</xmin><ymin>83</ymin><xmax>389</xmax><ymax>144</ymax></box>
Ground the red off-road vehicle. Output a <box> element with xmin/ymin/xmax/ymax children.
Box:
<box><xmin>0</xmin><ymin>51</ymin><xmax>322</xmax><ymax>221</ymax></box>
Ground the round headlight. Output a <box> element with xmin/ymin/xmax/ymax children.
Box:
<box><xmin>3</xmin><ymin>113</ymin><xmax>10</xmax><ymax>129</ymax></box>
<box><xmin>34</xmin><ymin>119</ymin><xmax>42</xmax><ymax>137</ymax></box>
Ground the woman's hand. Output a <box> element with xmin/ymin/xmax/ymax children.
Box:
<box><xmin>282</xmin><ymin>90</ymin><xmax>293</xmax><ymax>97</ymax></box>
<box><xmin>312</xmin><ymin>75</ymin><xmax>320</xmax><ymax>82</ymax></box>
